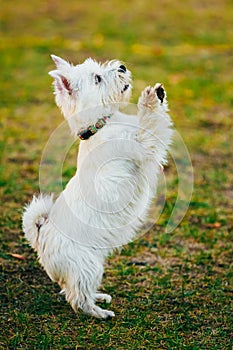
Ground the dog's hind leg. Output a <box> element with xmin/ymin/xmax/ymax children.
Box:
<box><xmin>63</xmin><ymin>255</ymin><xmax>115</xmax><ymax>318</ymax></box>
<box><xmin>94</xmin><ymin>292</ymin><xmax>112</xmax><ymax>303</ymax></box>
<box><xmin>65</xmin><ymin>287</ymin><xmax>115</xmax><ymax>318</ymax></box>
<box><xmin>82</xmin><ymin>300</ymin><xmax>115</xmax><ymax>319</ymax></box>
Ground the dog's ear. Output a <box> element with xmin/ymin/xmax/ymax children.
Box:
<box><xmin>51</xmin><ymin>54</ymin><xmax>71</xmax><ymax>70</ymax></box>
<box><xmin>49</xmin><ymin>70</ymin><xmax>72</xmax><ymax>95</ymax></box>
<box><xmin>49</xmin><ymin>55</ymin><xmax>73</xmax><ymax>95</ymax></box>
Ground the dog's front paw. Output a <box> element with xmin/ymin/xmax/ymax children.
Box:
<box><xmin>138</xmin><ymin>84</ymin><xmax>165</xmax><ymax>111</ymax></box>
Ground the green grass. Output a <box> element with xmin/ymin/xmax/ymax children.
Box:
<box><xmin>0</xmin><ymin>0</ymin><xmax>232</xmax><ymax>349</ymax></box>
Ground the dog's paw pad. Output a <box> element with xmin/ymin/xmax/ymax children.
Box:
<box><xmin>155</xmin><ymin>83</ymin><xmax>165</xmax><ymax>103</ymax></box>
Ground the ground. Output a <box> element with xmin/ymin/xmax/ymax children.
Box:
<box><xmin>0</xmin><ymin>0</ymin><xmax>232</xmax><ymax>349</ymax></box>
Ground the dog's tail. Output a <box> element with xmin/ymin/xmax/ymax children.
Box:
<box><xmin>22</xmin><ymin>194</ymin><xmax>54</xmax><ymax>249</ymax></box>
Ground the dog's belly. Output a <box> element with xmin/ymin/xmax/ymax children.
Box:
<box><xmin>49</xmin><ymin>155</ymin><xmax>159</xmax><ymax>249</ymax></box>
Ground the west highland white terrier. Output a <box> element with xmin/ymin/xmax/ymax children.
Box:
<box><xmin>23</xmin><ymin>55</ymin><xmax>173</xmax><ymax>318</ymax></box>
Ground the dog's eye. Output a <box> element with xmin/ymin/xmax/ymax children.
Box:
<box><xmin>95</xmin><ymin>74</ymin><xmax>102</xmax><ymax>84</ymax></box>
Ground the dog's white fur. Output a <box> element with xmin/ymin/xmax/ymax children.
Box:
<box><xmin>22</xmin><ymin>55</ymin><xmax>173</xmax><ymax>318</ymax></box>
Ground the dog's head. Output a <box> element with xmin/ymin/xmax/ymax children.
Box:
<box><xmin>49</xmin><ymin>55</ymin><xmax>132</xmax><ymax>134</ymax></box>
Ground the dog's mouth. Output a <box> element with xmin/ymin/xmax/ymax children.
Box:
<box><xmin>121</xmin><ymin>84</ymin><xmax>130</xmax><ymax>93</ymax></box>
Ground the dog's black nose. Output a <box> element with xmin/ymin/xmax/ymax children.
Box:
<box><xmin>118</xmin><ymin>65</ymin><xmax>127</xmax><ymax>73</ymax></box>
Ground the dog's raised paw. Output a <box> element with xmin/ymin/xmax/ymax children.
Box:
<box><xmin>138</xmin><ymin>83</ymin><xmax>166</xmax><ymax>111</ymax></box>
<box><xmin>138</xmin><ymin>85</ymin><xmax>157</xmax><ymax>110</ymax></box>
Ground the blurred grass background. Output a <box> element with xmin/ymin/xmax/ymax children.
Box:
<box><xmin>0</xmin><ymin>0</ymin><xmax>232</xmax><ymax>349</ymax></box>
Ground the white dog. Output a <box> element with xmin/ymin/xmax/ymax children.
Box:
<box><xmin>23</xmin><ymin>55</ymin><xmax>173</xmax><ymax>318</ymax></box>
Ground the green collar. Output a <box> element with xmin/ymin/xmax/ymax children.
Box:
<box><xmin>77</xmin><ymin>115</ymin><xmax>112</xmax><ymax>140</ymax></box>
